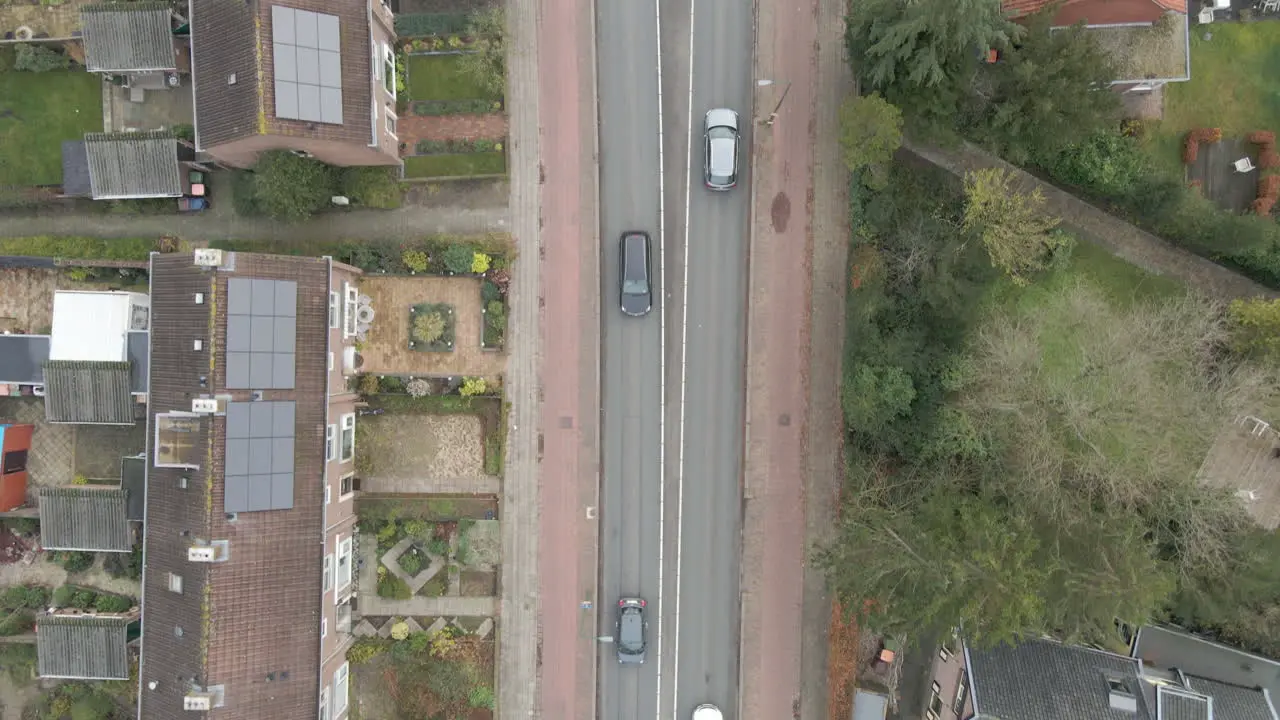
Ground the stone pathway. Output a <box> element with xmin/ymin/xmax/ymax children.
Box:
<box><xmin>359</xmin><ymin>475</ymin><xmax>500</xmax><ymax>494</ymax></box>
<box><xmin>901</xmin><ymin>139</ymin><xmax>1278</xmax><ymax>302</ymax></box>
<box><xmin>382</xmin><ymin>537</ymin><xmax>446</xmax><ymax>593</ymax></box>
<box><xmin>399</xmin><ymin>113</ymin><xmax>510</xmax><ymax>149</ymax></box>
<box><xmin>356</xmin><ymin>537</ymin><xmax>496</xmax><ymax>617</ymax></box>
<box><xmin>359</xmin><ymin>275</ymin><xmax>508</xmax><ymax>377</ymax></box>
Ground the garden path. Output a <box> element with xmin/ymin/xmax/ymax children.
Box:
<box><xmin>359</xmin><ymin>275</ymin><xmax>507</xmax><ymax>377</ymax></box>
<box><xmin>400</xmin><ymin>113</ymin><xmax>509</xmax><ymax>150</ymax></box>
<box><xmin>356</xmin><ymin>536</ymin><xmax>496</xmax><ymax>617</ymax></box>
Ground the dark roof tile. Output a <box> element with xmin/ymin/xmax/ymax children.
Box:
<box><xmin>37</xmin><ymin>614</ymin><xmax>133</xmax><ymax>679</ymax></box>
<box><xmin>42</xmin><ymin>360</ymin><xmax>135</xmax><ymax>424</ymax></box>
<box><xmin>81</xmin><ymin>1</ymin><xmax>176</xmax><ymax>72</ymax></box>
<box><xmin>38</xmin><ymin>486</ymin><xmax>131</xmax><ymax>551</ymax></box>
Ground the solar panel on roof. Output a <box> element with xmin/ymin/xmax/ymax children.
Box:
<box><xmin>224</xmin><ymin>401</ymin><xmax>296</xmax><ymax>513</ymax></box>
<box><xmin>271</xmin><ymin>6</ymin><xmax>343</xmax><ymax>125</ymax></box>
<box><xmin>225</xmin><ymin>277</ymin><xmax>296</xmax><ymax>390</ymax></box>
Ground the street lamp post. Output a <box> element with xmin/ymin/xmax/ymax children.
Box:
<box><xmin>756</xmin><ymin>79</ymin><xmax>792</xmax><ymax>126</ymax></box>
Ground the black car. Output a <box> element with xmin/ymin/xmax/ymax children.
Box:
<box><xmin>616</xmin><ymin>597</ymin><xmax>647</xmax><ymax>664</ymax></box>
<box><xmin>619</xmin><ymin>231</ymin><xmax>652</xmax><ymax>317</ymax></box>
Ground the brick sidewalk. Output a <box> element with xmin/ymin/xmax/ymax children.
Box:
<box><xmin>738</xmin><ymin>0</ymin><xmax>820</xmax><ymax>715</ymax></box>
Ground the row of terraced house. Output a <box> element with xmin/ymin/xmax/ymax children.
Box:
<box><xmin>0</xmin><ymin>249</ymin><xmax>371</xmax><ymax>719</ymax></box>
<box><xmin>58</xmin><ymin>0</ymin><xmax>401</xmax><ymax>202</ymax></box>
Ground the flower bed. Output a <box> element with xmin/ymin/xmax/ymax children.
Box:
<box><xmin>480</xmin><ymin>274</ymin><xmax>509</xmax><ymax>351</ymax></box>
<box><xmin>408</xmin><ymin>303</ymin><xmax>456</xmax><ymax>352</ymax></box>
<box><xmin>411</xmin><ymin>98</ymin><xmax>504</xmax><ymax>116</ymax></box>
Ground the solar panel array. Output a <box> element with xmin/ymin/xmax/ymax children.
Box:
<box><xmin>271</xmin><ymin>6</ymin><xmax>344</xmax><ymax>125</ymax></box>
<box><xmin>226</xmin><ymin>278</ymin><xmax>296</xmax><ymax>390</ymax></box>
<box><xmin>224</xmin><ymin>401</ymin><xmax>296</xmax><ymax>513</ymax></box>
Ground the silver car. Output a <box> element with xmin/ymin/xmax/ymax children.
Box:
<box><xmin>693</xmin><ymin>704</ymin><xmax>723</xmax><ymax>720</ymax></box>
<box><xmin>703</xmin><ymin>108</ymin><xmax>740</xmax><ymax>191</ymax></box>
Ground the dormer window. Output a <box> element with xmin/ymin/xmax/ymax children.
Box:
<box><xmin>1107</xmin><ymin>677</ymin><xmax>1137</xmax><ymax>713</ymax></box>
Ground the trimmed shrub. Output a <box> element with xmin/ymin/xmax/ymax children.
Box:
<box><xmin>61</xmin><ymin>552</ymin><xmax>94</xmax><ymax>574</ymax></box>
<box><xmin>347</xmin><ymin>637</ymin><xmax>389</xmax><ymax>664</ymax></box>
<box><xmin>93</xmin><ymin>594</ymin><xmax>132</xmax><ymax>613</ymax></box>
<box><xmin>442</xmin><ymin>244</ymin><xmax>478</xmax><ymax>274</ymax></box>
<box><xmin>340</xmin><ymin>166</ymin><xmax>402</xmax><ymax>209</ymax></box>
<box><xmin>252</xmin><ymin>150</ymin><xmax>339</xmax><ymax>222</ymax></box>
<box><xmin>1190</xmin><ymin>127</ymin><xmax>1223</xmax><ymax>143</ymax></box>
<box><xmin>14</xmin><ymin>44</ymin><xmax>69</xmax><ymax>72</ymax></box>
<box><xmin>1260</xmin><ymin>175</ymin><xmax>1280</xmax><ymax>200</ymax></box>
<box><xmin>0</xmin><ymin>237</ymin><xmax>155</xmax><ymax>261</ymax></box>
<box><xmin>402</xmin><ymin>249</ymin><xmax>429</xmax><ymax>273</ymax></box>
<box><xmin>1183</xmin><ymin>136</ymin><xmax>1199</xmax><ymax>164</ymax></box>
<box><xmin>358</xmin><ymin>374</ymin><xmax>381</xmax><ymax>395</ymax></box>
<box><xmin>1249</xmin><ymin>130</ymin><xmax>1276</xmax><ymax>145</ymax></box>
<box><xmin>407</xmin><ymin>378</ymin><xmax>431</xmax><ymax>397</ymax></box>
<box><xmin>413</xmin><ymin>312</ymin><xmax>447</xmax><ymax>344</ymax></box>
<box><xmin>52</xmin><ymin>585</ymin><xmax>75</xmax><ymax>608</ymax></box>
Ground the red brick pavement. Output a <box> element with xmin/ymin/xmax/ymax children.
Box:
<box><xmin>537</xmin><ymin>0</ymin><xmax>600</xmax><ymax>714</ymax></box>
<box><xmin>397</xmin><ymin>113</ymin><xmax>510</xmax><ymax>154</ymax></box>
<box><xmin>739</xmin><ymin>0</ymin><xmax>819</xmax><ymax>714</ymax></box>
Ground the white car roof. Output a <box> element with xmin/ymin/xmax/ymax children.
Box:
<box><xmin>692</xmin><ymin>705</ymin><xmax>723</xmax><ymax>720</ymax></box>
<box><xmin>705</xmin><ymin>108</ymin><xmax>738</xmax><ymax>130</ymax></box>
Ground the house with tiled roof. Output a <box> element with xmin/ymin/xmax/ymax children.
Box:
<box><xmin>1004</xmin><ymin>0</ymin><xmax>1190</xmax><ymax>94</ymax></box>
<box><xmin>137</xmin><ymin>249</ymin><xmax>363</xmax><ymax>719</ymax></box>
<box><xmin>925</xmin><ymin>628</ymin><xmax>1280</xmax><ymax>720</ymax></box>
<box><xmin>189</xmin><ymin>0</ymin><xmax>401</xmax><ymax>168</ymax></box>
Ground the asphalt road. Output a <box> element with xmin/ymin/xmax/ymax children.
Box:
<box><xmin>597</xmin><ymin>0</ymin><xmax>753</xmax><ymax>715</ymax></box>
<box><xmin>596</xmin><ymin>0</ymin><xmax>664</xmax><ymax>715</ymax></box>
<box><xmin>661</xmin><ymin>0</ymin><xmax>753</xmax><ymax>716</ymax></box>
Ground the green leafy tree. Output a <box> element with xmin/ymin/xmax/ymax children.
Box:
<box><xmin>838</xmin><ymin>94</ymin><xmax>904</xmax><ymax>189</ymax></box>
<box><xmin>458</xmin><ymin>8</ymin><xmax>506</xmax><ymax>97</ymax></box>
<box><xmin>14</xmin><ymin>44</ymin><xmax>70</xmax><ymax>72</ymax></box>
<box><xmin>820</xmin><ymin>491</ymin><xmax>1049</xmax><ymax>647</ymax></box>
<box><xmin>974</xmin><ymin>10</ymin><xmax>1121</xmax><ymax>163</ymax></box>
<box><xmin>962</xmin><ymin>167</ymin><xmax>1065</xmax><ymax>285</ymax></box>
<box><xmin>842</xmin><ymin>364</ymin><xmax>916</xmax><ymax>438</ymax></box>
<box><xmin>251</xmin><ymin>150</ymin><xmax>338</xmax><ymax>222</ymax></box>
<box><xmin>1228</xmin><ymin>297</ymin><xmax>1280</xmax><ymax>363</ymax></box>
<box><xmin>846</xmin><ymin>0</ymin><xmax>1018</xmax><ymax>91</ymax></box>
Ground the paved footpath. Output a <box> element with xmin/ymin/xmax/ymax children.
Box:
<box><xmin>531</xmin><ymin>0</ymin><xmax>603</xmax><ymax>715</ymax></box>
<box><xmin>497</xmin><ymin>0</ymin><xmax>544</xmax><ymax>714</ymax></box>
<box><xmin>738</xmin><ymin>0</ymin><xmax>819</xmax><ymax>715</ymax></box>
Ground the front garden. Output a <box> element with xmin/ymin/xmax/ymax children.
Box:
<box><xmin>356</xmin><ymin>377</ymin><xmax>507</xmax><ymax>476</ymax></box>
<box><xmin>396</xmin><ymin>9</ymin><xmax>509</xmax><ymax>180</ymax></box>
<box><xmin>349</xmin><ymin>618</ymin><xmax>496</xmax><ymax>720</ymax></box>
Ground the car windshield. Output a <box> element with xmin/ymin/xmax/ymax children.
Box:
<box><xmin>622</xmin><ymin>277</ymin><xmax>648</xmax><ymax>295</ymax></box>
<box><xmin>708</xmin><ymin>126</ymin><xmax>735</xmax><ymax>140</ymax></box>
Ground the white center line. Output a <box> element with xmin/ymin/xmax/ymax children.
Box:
<box><xmin>671</xmin><ymin>0</ymin><xmax>697</xmax><ymax>715</ymax></box>
<box><xmin>654</xmin><ymin>0</ymin><xmax>669</xmax><ymax>711</ymax></box>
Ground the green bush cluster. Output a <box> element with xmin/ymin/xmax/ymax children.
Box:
<box><xmin>58</xmin><ymin>551</ymin><xmax>95</xmax><ymax>574</ymax></box>
<box><xmin>378</xmin><ymin>572</ymin><xmax>412</xmax><ymax>600</ymax></box>
<box><xmin>2</xmin><ymin>585</ymin><xmax>49</xmax><ymax>611</ymax></box>
<box><xmin>411</xmin><ymin>99</ymin><xmax>502</xmax><ymax>116</ymax></box>
<box><xmin>393</xmin><ymin>12</ymin><xmax>471</xmax><ymax>37</ymax></box>
<box><xmin>103</xmin><ymin>545</ymin><xmax>142</xmax><ymax>580</ymax></box>
<box><xmin>414</xmin><ymin>138</ymin><xmax>503</xmax><ymax>155</ymax></box>
<box><xmin>14</xmin><ymin>44</ymin><xmax>70</xmax><ymax>73</ymax></box>
<box><xmin>347</xmin><ymin>637</ymin><xmax>390</xmax><ymax>664</ymax></box>
<box><xmin>442</xmin><ymin>243</ymin><xmax>479</xmax><ymax>274</ymax></box>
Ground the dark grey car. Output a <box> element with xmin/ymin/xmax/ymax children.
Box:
<box><xmin>619</xmin><ymin>231</ymin><xmax>652</xmax><ymax>317</ymax></box>
<box><xmin>616</xmin><ymin>597</ymin><xmax>647</xmax><ymax>664</ymax></box>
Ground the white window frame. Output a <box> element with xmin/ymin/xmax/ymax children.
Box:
<box><xmin>339</xmin><ymin>472</ymin><xmax>355</xmax><ymax>500</ymax></box>
<box><xmin>339</xmin><ymin>414</ymin><xmax>355</xmax><ymax>462</ymax></box>
<box><xmin>336</xmin><ymin>536</ymin><xmax>353</xmax><ymax>591</ymax></box>
<box><xmin>326</xmin><ymin>424</ymin><xmax>337</xmax><ymax>462</ymax></box>
<box><xmin>321</xmin><ymin>617</ymin><xmax>328</xmax><ymax>638</ymax></box>
<box><xmin>342</xmin><ymin>283</ymin><xmax>358</xmax><ymax>338</ymax></box>
<box><xmin>325</xmin><ymin>485</ymin><xmax>332</xmax><ymax>505</ymax></box>
<box><xmin>334</xmin><ymin>662</ymin><xmax>350</xmax><ymax>717</ymax></box>
<box><xmin>383</xmin><ymin>43</ymin><xmax>396</xmax><ymax>99</ymax></box>
<box><xmin>328</xmin><ymin>351</ymin><xmax>334</xmax><ymax>372</ymax></box>
<box><xmin>319</xmin><ymin>686</ymin><xmax>331</xmax><ymax>720</ymax></box>
<box><xmin>328</xmin><ymin>291</ymin><xmax>339</xmax><ymax>329</ymax></box>
<box><xmin>385</xmin><ymin>105</ymin><xmax>397</xmax><ymax>137</ymax></box>
<box><xmin>168</xmin><ymin>573</ymin><xmax>183</xmax><ymax>593</ymax></box>
<box><xmin>323</xmin><ymin>553</ymin><xmax>333</xmax><ymax>592</ymax></box>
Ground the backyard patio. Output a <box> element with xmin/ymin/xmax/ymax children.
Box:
<box><xmin>1187</xmin><ymin>137</ymin><xmax>1260</xmax><ymax>212</ymax></box>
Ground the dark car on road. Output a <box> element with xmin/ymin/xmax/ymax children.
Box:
<box><xmin>616</xmin><ymin>597</ymin><xmax>647</xmax><ymax>664</ymax></box>
<box><xmin>619</xmin><ymin>231</ymin><xmax>652</xmax><ymax>317</ymax></box>
<box><xmin>704</xmin><ymin>108</ymin><xmax>740</xmax><ymax>191</ymax></box>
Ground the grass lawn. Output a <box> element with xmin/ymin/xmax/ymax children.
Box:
<box><xmin>984</xmin><ymin>235</ymin><xmax>1186</xmax><ymax>315</ymax></box>
<box><xmin>1144</xmin><ymin>22</ymin><xmax>1280</xmax><ymax>173</ymax></box>
<box><xmin>403</xmin><ymin>152</ymin><xmax>507</xmax><ymax>178</ymax></box>
<box><xmin>406</xmin><ymin>53</ymin><xmax>499</xmax><ymax>101</ymax></box>
<box><xmin>0</xmin><ymin>71</ymin><xmax>103</xmax><ymax>187</ymax></box>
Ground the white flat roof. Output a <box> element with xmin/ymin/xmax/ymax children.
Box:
<box><xmin>50</xmin><ymin>291</ymin><xmax>135</xmax><ymax>362</ymax></box>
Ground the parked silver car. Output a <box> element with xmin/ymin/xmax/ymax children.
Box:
<box><xmin>703</xmin><ymin>108</ymin><xmax>740</xmax><ymax>191</ymax></box>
